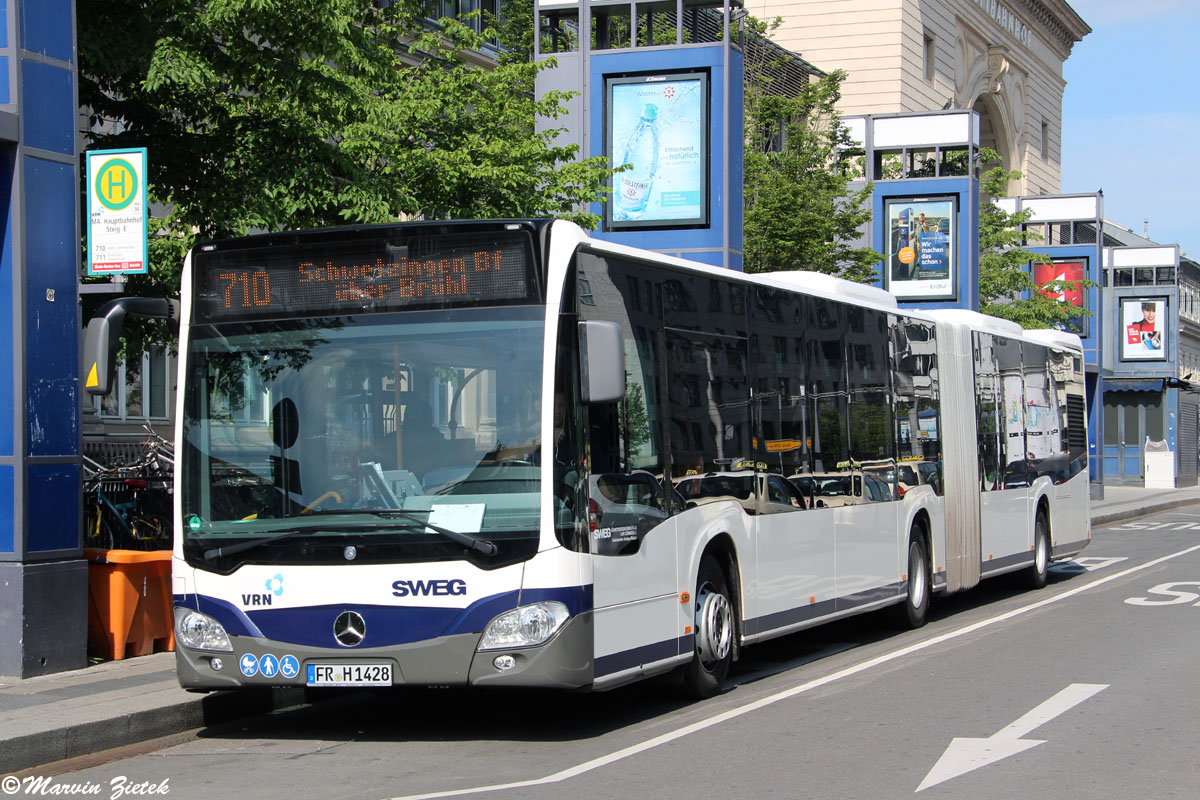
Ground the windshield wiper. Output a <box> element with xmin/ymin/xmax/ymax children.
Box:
<box><xmin>293</xmin><ymin>508</ymin><xmax>498</xmax><ymax>556</ymax></box>
<box><xmin>202</xmin><ymin>528</ymin><xmax>316</xmax><ymax>561</ymax></box>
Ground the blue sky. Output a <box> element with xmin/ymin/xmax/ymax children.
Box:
<box><xmin>1061</xmin><ymin>0</ymin><xmax>1199</xmax><ymax>259</ymax></box>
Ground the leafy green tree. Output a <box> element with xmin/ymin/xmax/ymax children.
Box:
<box><xmin>742</xmin><ymin>18</ymin><xmax>880</xmax><ymax>281</ymax></box>
<box><xmin>78</xmin><ymin>0</ymin><xmax>614</xmax><ymax>313</ymax></box>
<box><xmin>976</xmin><ymin>149</ymin><xmax>1094</xmax><ymax>330</ymax></box>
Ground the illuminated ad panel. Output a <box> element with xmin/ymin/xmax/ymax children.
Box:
<box><xmin>1033</xmin><ymin>259</ymin><xmax>1088</xmax><ymax>336</ymax></box>
<box><xmin>1120</xmin><ymin>297</ymin><xmax>1169</xmax><ymax>362</ymax></box>
<box><xmin>884</xmin><ymin>196</ymin><xmax>956</xmax><ymax>299</ymax></box>
<box><xmin>605</xmin><ymin>71</ymin><xmax>709</xmax><ymax>230</ymax></box>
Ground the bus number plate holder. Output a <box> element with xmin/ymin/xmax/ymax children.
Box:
<box><xmin>306</xmin><ymin>664</ymin><xmax>392</xmax><ymax>687</ymax></box>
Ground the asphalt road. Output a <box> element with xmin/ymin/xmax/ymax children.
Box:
<box><xmin>17</xmin><ymin>508</ymin><xmax>1200</xmax><ymax>800</ymax></box>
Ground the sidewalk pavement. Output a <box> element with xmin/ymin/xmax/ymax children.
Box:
<box><xmin>4</xmin><ymin>484</ymin><xmax>1200</xmax><ymax>775</ymax></box>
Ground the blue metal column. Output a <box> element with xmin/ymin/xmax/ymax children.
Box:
<box><xmin>0</xmin><ymin>0</ymin><xmax>86</xmax><ymax>678</ymax></box>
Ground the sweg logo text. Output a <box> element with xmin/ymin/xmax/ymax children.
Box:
<box><xmin>392</xmin><ymin>579</ymin><xmax>467</xmax><ymax>597</ymax></box>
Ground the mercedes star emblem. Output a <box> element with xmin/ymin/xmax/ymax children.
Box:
<box><xmin>333</xmin><ymin>611</ymin><xmax>366</xmax><ymax>647</ymax></box>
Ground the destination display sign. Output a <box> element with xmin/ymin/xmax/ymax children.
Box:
<box><xmin>193</xmin><ymin>231</ymin><xmax>535</xmax><ymax>321</ymax></box>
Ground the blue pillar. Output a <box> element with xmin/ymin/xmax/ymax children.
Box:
<box><xmin>0</xmin><ymin>0</ymin><xmax>86</xmax><ymax>678</ymax></box>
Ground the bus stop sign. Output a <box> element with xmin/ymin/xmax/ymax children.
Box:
<box><xmin>86</xmin><ymin>148</ymin><xmax>149</xmax><ymax>276</ymax></box>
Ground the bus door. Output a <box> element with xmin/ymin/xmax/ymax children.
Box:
<box><xmin>585</xmin><ymin>339</ymin><xmax>679</xmax><ymax>681</ymax></box>
<box><xmin>663</xmin><ymin>328</ymin><xmax>754</xmax><ymax>626</ymax></box>
<box><xmin>752</xmin><ymin>392</ymin><xmax>834</xmax><ymax>634</ymax></box>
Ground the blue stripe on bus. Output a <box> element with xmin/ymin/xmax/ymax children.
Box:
<box><xmin>982</xmin><ymin>551</ymin><xmax>1034</xmax><ymax>573</ymax></box>
<box><xmin>746</xmin><ymin>581</ymin><xmax>905</xmax><ymax>635</ymax></box>
<box><xmin>1052</xmin><ymin>539</ymin><xmax>1090</xmax><ymax>559</ymax></box>
<box><xmin>594</xmin><ymin>635</ymin><xmax>690</xmax><ymax>678</ymax></box>
<box><xmin>174</xmin><ymin>585</ymin><xmax>592</xmax><ymax>649</ymax></box>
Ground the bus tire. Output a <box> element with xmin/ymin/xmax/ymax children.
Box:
<box><xmin>894</xmin><ymin>532</ymin><xmax>930</xmax><ymax>629</ymax></box>
<box><xmin>1026</xmin><ymin>512</ymin><xmax>1050</xmax><ymax>590</ymax></box>
<box><xmin>683</xmin><ymin>556</ymin><xmax>734</xmax><ymax>699</ymax></box>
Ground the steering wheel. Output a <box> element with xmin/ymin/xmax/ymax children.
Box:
<box><xmin>300</xmin><ymin>491</ymin><xmax>343</xmax><ymax>515</ymax></box>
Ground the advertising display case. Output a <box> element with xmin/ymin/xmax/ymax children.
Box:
<box><xmin>1033</xmin><ymin>259</ymin><xmax>1089</xmax><ymax>336</ymax></box>
<box><xmin>1120</xmin><ymin>297</ymin><xmax>1169</xmax><ymax>362</ymax></box>
<box><xmin>605</xmin><ymin>70</ymin><xmax>709</xmax><ymax>230</ymax></box>
<box><xmin>884</xmin><ymin>195</ymin><xmax>957</xmax><ymax>300</ymax></box>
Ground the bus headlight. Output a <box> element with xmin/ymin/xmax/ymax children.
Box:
<box><xmin>178</xmin><ymin>611</ymin><xmax>234</xmax><ymax>652</ymax></box>
<box><xmin>478</xmin><ymin>602</ymin><xmax>569</xmax><ymax>650</ymax></box>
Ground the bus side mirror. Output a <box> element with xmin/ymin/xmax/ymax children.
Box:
<box><xmin>82</xmin><ymin>315</ymin><xmax>118</xmax><ymax>397</ymax></box>
<box><xmin>579</xmin><ymin>320</ymin><xmax>625</xmax><ymax>403</ymax></box>
<box><xmin>82</xmin><ymin>297</ymin><xmax>180</xmax><ymax>397</ymax></box>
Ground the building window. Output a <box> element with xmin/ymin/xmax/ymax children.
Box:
<box><xmin>426</xmin><ymin>0</ymin><xmax>500</xmax><ymax>48</ymax></box>
<box><xmin>1040</xmin><ymin>120</ymin><xmax>1050</xmax><ymax>160</ymax></box>
<box><xmin>97</xmin><ymin>347</ymin><xmax>172</xmax><ymax>421</ymax></box>
<box><xmin>923</xmin><ymin>31</ymin><xmax>935</xmax><ymax>81</ymax></box>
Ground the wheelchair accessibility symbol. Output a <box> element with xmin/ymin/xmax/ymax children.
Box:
<box><xmin>279</xmin><ymin>655</ymin><xmax>300</xmax><ymax>679</ymax></box>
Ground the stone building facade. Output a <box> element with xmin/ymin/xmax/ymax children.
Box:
<box><xmin>742</xmin><ymin>0</ymin><xmax>1091</xmax><ymax>194</ymax></box>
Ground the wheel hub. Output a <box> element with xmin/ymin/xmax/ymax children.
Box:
<box><xmin>695</xmin><ymin>585</ymin><xmax>732</xmax><ymax>667</ymax></box>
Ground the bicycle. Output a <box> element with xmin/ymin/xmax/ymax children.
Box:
<box><xmin>83</xmin><ymin>426</ymin><xmax>175</xmax><ymax>551</ymax></box>
<box><xmin>83</xmin><ymin>466</ymin><xmax>173</xmax><ymax>552</ymax></box>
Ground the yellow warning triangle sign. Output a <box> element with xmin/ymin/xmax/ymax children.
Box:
<box><xmin>85</xmin><ymin>363</ymin><xmax>99</xmax><ymax>388</ymax></box>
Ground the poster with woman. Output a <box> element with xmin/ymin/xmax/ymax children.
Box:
<box><xmin>1121</xmin><ymin>298</ymin><xmax>1168</xmax><ymax>361</ymax></box>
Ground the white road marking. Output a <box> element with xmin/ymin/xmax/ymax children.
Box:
<box><xmin>385</xmin><ymin>543</ymin><xmax>1200</xmax><ymax>800</ymax></box>
<box><xmin>1125</xmin><ymin>581</ymin><xmax>1200</xmax><ymax>606</ymax></box>
<box><xmin>916</xmin><ymin>683</ymin><xmax>1108</xmax><ymax>792</ymax></box>
<box><xmin>1049</xmin><ymin>556</ymin><xmax>1128</xmax><ymax>574</ymax></box>
<box><xmin>1109</xmin><ymin>521</ymin><xmax>1200</xmax><ymax>531</ymax></box>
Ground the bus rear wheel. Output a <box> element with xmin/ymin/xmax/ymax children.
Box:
<box><xmin>683</xmin><ymin>556</ymin><xmax>733</xmax><ymax>699</ymax></box>
<box><xmin>1026</xmin><ymin>513</ymin><xmax>1050</xmax><ymax>590</ymax></box>
<box><xmin>894</xmin><ymin>532</ymin><xmax>930</xmax><ymax>629</ymax></box>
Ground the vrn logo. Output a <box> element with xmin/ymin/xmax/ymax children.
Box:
<box><xmin>243</xmin><ymin>573</ymin><xmax>284</xmax><ymax>606</ymax></box>
<box><xmin>392</xmin><ymin>579</ymin><xmax>467</xmax><ymax>597</ymax></box>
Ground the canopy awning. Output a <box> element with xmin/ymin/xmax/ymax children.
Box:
<box><xmin>1104</xmin><ymin>378</ymin><xmax>1164</xmax><ymax>392</ymax></box>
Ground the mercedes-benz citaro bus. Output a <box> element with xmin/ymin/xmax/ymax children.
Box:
<box><xmin>82</xmin><ymin>219</ymin><xmax>1090</xmax><ymax>699</ymax></box>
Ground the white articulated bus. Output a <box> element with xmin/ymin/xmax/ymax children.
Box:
<box><xmin>86</xmin><ymin>218</ymin><xmax>1089</xmax><ymax>698</ymax></box>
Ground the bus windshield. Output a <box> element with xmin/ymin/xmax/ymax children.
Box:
<box><xmin>180</xmin><ymin>306</ymin><xmax>546</xmax><ymax>572</ymax></box>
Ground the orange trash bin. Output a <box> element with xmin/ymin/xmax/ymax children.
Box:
<box><xmin>86</xmin><ymin>549</ymin><xmax>175</xmax><ymax>660</ymax></box>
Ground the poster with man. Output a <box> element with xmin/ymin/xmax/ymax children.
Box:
<box><xmin>1121</xmin><ymin>298</ymin><xmax>1167</xmax><ymax>360</ymax></box>
<box><xmin>885</xmin><ymin>197</ymin><xmax>955</xmax><ymax>299</ymax></box>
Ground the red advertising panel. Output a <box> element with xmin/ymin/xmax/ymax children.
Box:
<box><xmin>1033</xmin><ymin>259</ymin><xmax>1087</xmax><ymax>335</ymax></box>
<box><xmin>1033</xmin><ymin>260</ymin><xmax>1085</xmax><ymax>306</ymax></box>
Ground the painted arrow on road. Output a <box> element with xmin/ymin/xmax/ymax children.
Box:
<box><xmin>917</xmin><ymin>683</ymin><xmax>1109</xmax><ymax>792</ymax></box>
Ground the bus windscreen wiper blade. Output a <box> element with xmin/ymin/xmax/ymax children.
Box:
<box><xmin>202</xmin><ymin>528</ymin><xmax>315</xmax><ymax>561</ymax></box>
<box><xmin>308</xmin><ymin>508</ymin><xmax>498</xmax><ymax>556</ymax></box>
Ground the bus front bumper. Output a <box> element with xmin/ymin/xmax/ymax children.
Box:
<box><xmin>174</xmin><ymin>607</ymin><xmax>595</xmax><ymax>691</ymax></box>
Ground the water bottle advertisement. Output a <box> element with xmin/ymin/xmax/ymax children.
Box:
<box><xmin>605</xmin><ymin>71</ymin><xmax>708</xmax><ymax>229</ymax></box>
<box><xmin>884</xmin><ymin>196</ymin><xmax>956</xmax><ymax>299</ymax></box>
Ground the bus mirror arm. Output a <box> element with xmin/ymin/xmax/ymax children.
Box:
<box><xmin>82</xmin><ymin>297</ymin><xmax>181</xmax><ymax>397</ymax></box>
<box><xmin>578</xmin><ymin>320</ymin><xmax>625</xmax><ymax>403</ymax></box>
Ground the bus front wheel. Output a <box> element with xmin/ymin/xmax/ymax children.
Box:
<box><xmin>683</xmin><ymin>556</ymin><xmax>733</xmax><ymax>699</ymax></box>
